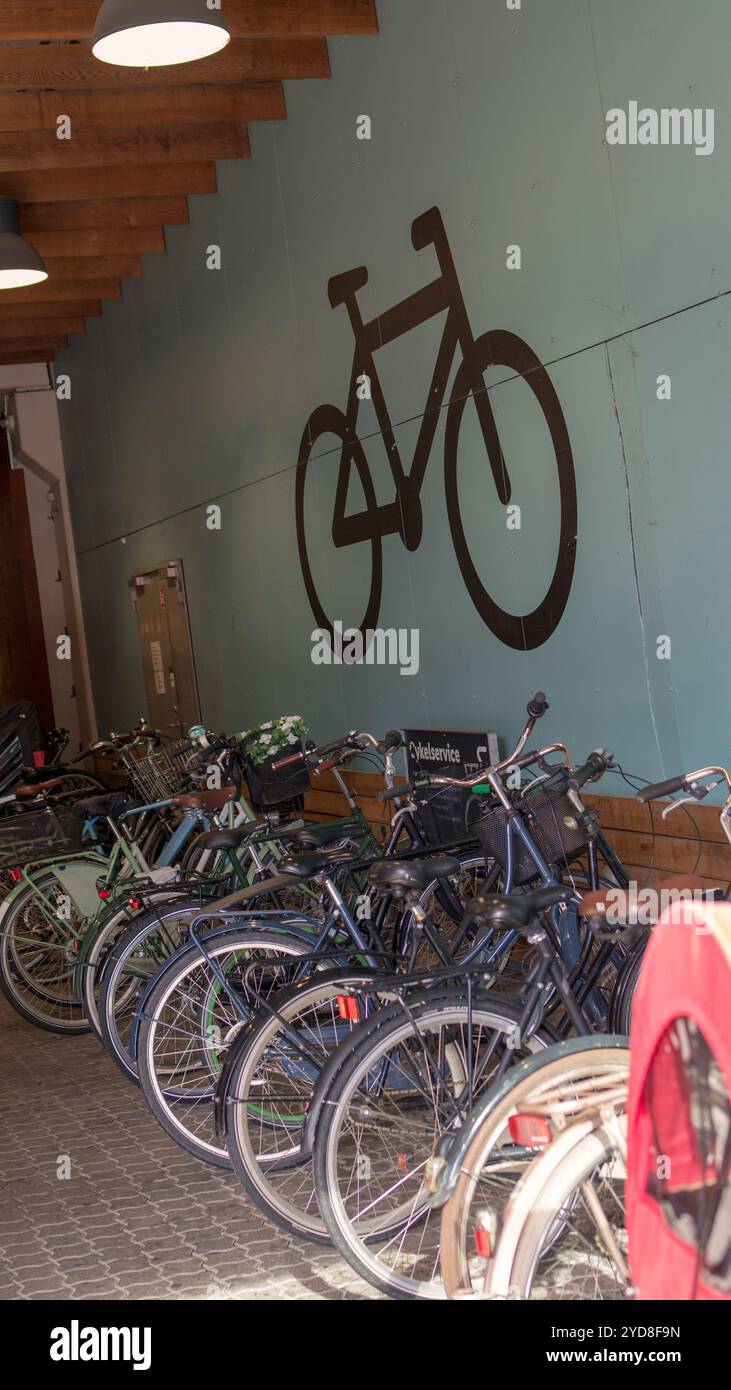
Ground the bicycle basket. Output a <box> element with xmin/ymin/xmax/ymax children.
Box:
<box><xmin>119</xmin><ymin>739</ymin><xmax>210</xmax><ymax>803</ymax></box>
<box><xmin>0</xmin><ymin>804</ymin><xmax>83</xmax><ymax>868</ymax></box>
<box><xmin>474</xmin><ymin>771</ymin><xmax>595</xmax><ymax>886</ymax></box>
<box><xmin>240</xmin><ymin>743</ymin><xmax>311</xmax><ymax>814</ymax></box>
<box><xmin>411</xmin><ymin>781</ymin><xmax>479</xmax><ymax>850</ymax></box>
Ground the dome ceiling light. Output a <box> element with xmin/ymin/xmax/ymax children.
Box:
<box><xmin>93</xmin><ymin>1</ymin><xmax>230</xmax><ymax>68</ymax></box>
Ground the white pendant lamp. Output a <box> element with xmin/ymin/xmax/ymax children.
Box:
<box><xmin>93</xmin><ymin>1</ymin><xmax>230</xmax><ymax>68</ymax></box>
<box><xmin>0</xmin><ymin>199</ymin><xmax>48</xmax><ymax>290</ymax></box>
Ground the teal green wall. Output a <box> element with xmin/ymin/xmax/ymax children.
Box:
<box><xmin>58</xmin><ymin>0</ymin><xmax>731</xmax><ymax>782</ymax></box>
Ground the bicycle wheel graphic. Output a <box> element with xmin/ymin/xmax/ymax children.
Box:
<box><xmin>295</xmin><ymin>404</ymin><xmax>382</xmax><ymax>639</ymax></box>
<box><xmin>444</xmin><ymin>330</ymin><xmax>577</xmax><ymax>651</ymax></box>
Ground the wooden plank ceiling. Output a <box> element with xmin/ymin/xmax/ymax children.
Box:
<box><xmin>0</xmin><ymin>2</ymin><xmax>378</xmax><ymax>367</ymax></box>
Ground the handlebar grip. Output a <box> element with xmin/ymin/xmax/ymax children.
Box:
<box><xmin>383</xmin><ymin>730</ymin><xmax>404</xmax><ymax>752</ymax></box>
<box><xmin>376</xmin><ymin>781</ymin><xmax>415</xmax><ymax>802</ymax></box>
<box><xmin>271</xmin><ymin>749</ymin><xmax>307</xmax><ymax>773</ymax></box>
<box><xmin>573</xmin><ymin>750</ymin><xmax>610</xmax><ymax>789</ymax></box>
<box><xmin>527</xmin><ymin>691</ymin><xmax>549</xmax><ymax>719</ymax></box>
<box><xmin>312</xmin><ymin>755</ymin><xmax>342</xmax><ymax>775</ymax></box>
<box><xmin>636</xmin><ymin>775</ymin><xmax>686</xmax><ymax>803</ymax></box>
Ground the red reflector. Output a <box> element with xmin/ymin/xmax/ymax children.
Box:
<box><xmin>10</xmin><ymin>868</ymin><xmax>22</xmax><ymax>882</ymax></box>
<box><xmin>98</xmin><ymin>888</ymin><xmax>111</xmax><ymax>900</ymax></box>
<box><xmin>474</xmin><ymin>1226</ymin><xmax>492</xmax><ymax>1259</ymax></box>
<box><xmin>508</xmin><ymin>1113</ymin><xmax>553</xmax><ymax>1148</ymax></box>
<box><xmin>33</xmin><ymin>750</ymin><xmax>45</xmax><ymax>768</ymax></box>
<box><xmin>128</xmin><ymin>898</ymin><xmax>141</xmax><ymax>911</ymax></box>
<box><xmin>337</xmin><ymin>994</ymin><xmax>359</xmax><ymax>1021</ymax></box>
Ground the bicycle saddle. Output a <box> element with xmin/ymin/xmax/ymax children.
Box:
<box><xmin>579</xmin><ymin>875</ymin><xmax>705</xmax><ymax>930</ymax></box>
<box><xmin>285</xmin><ymin>820</ymin><xmax>367</xmax><ymax>851</ymax></box>
<box><xmin>196</xmin><ymin>821</ymin><xmax>270</xmax><ymax>851</ymax></box>
<box><xmin>467</xmin><ymin>883</ymin><xmax>573</xmax><ymax>931</ymax></box>
<box><xmin>172</xmin><ymin>785</ymin><xmax>238</xmax><ymax>812</ymax></box>
<box><xmin>279</xmin><ymin>848</ymin><xmax>358</xmax><ymax>878</ymax></box>
<box><xmin>15</xmin><ymin>777</ymin><xmax>65</xmax><ymax>799</ymax></box>
<box><xmin>20</xmin><ymin>762</ymin><xmax>64</xmax><ymax>783</ymax></box>
<box><xmin>72</xmin><ymin>791</ymin><xmax>130</xmax><ymax>820</ymax></box>
<box><xmin>367</xmin><ymin>855</ymin><xmax>461</xmax><ymax>898</ymax></box>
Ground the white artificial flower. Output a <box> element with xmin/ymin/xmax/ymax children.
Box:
<box><xmin>287</xmin><ymin>733</ymin><xmax>297</xmax><ymax>744</ymax></box>
<box><xmin>260</xmin><ymin>732</ymin><xmax>272</xmax><ymax>745</ymax></box>
<box><xmin>260</xmin><ymin>721</ymin><xmax>273</xmax><ymax>730</ymax></box>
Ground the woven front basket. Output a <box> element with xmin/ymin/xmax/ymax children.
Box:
<box><xmin>474</xmin><ymin>775</ymin><xmax>595</xmax><ymax>886</ymax></box>
<box><xmin>241</xmin><ymin>743</ymin><xmax>311</xmax><ymax>814</ymax></box>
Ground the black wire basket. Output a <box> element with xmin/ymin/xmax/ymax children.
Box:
<box><xmin>411</xmin><ymin>781</ymin><xmax>481</xmax><ymax>850</ymax></box>
<box><xmin>474</xmin><ymin>770</ymin><xmax>595</xmax><ymax>886</ymax></box>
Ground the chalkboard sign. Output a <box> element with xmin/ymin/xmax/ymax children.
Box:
<box><xmin>402</xmin><ymin>727</ymin><xmax>499</xmax><ymax>847</ymax></box>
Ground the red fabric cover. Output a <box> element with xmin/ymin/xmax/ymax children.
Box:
<box><xmin>626</xmin><ymin>901</ymin><xmax>731</xmax><ymax>1300</ymax></box>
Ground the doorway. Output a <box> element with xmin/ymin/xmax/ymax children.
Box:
<box><xmin>130</xmin><ymin>560</ymin><xmax>201</xmax><ymax>737</ymax></box>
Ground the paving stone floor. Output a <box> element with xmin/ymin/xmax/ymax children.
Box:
<box><xmin>0</xmin><ymin>996</ymin><xmax>376</xmax><ymax>1300</ymax></box>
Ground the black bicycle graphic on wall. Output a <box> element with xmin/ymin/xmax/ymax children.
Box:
<box><xmin>295</xmin><ymin>207</ymin><xmax>577</xmax><ymax>651</ymax></box>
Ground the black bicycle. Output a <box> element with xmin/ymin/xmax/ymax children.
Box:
<box><xmin>296</xmin><ymin>206</ymin><xmax>577</xmax><ymax>650</ymax></box>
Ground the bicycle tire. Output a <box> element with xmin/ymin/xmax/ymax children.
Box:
<box><xmin>136</xmin><ymin>928</ymin><xmax>315</xmax><ymax>1167</ymax></box>
<box><xmin>312</xmin><ymin>988</ymin><xmax>551</xmax><ymax>1299</ymax></box>
<box><xmin>494</xmin><ymin>1113</ymin><xmax>628</xmax><ymax>1300</ymax></box>
<box><xmin>225</xmin><ymin>969</ymin><xmax>380</xmax><ymax>1241</ymax></box>
<box><xmin>439</xmin><ymin>1041</ymin><xmax>630</xmax><ymax>1297</ymax></box>
<box><xmin>295</xmin><ymin>403</ymin><xmax>382</xmax><ymax>639</ymax></box>
<box><xmin>444</xmin><ymin>330</ymin><xmax>577</xmax><ymax>651</ymax></box>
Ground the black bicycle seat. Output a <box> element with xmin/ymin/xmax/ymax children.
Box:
<box><xmin>195</xmin><ymin>822</ymin><xmax>268</xmax><ymax>851</ymax></box>
<box><xmin>279</xmin><ymin>849</ymin><xmax>356</xmax><ymax>878</ymax></box>
<box><xmin>286</xmin><ymin>820</ymin><xmax>367</xmax><ymax>851</ymax></box>
<box><xmin>72</xmin><ymin>791</ymin><xmax>130</xmax><ymax>820</ymax></box>
<box><xmin>368</xmin><ymin>854</ymin><xmax>461</xmax><ymax>898</ymax></box>
<box><xmin>466</xmin><ymin>883</ymin><xmax>573</xmax><ymax>931</ymax></box>
<box><xmin>20</xmin><ymin>762</ymin><xmax>63</xmax><ymax>783</ymax></box>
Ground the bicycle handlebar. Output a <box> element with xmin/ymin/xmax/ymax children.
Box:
<box><xmin>636</xmin><ymin>764</ymin><xmax>731</xmax><ymax>803</ymax></box>
<box><xmin>572</xmin><ymin>748</ymin><xmax>614</xmax><ymax>790</ymax></box>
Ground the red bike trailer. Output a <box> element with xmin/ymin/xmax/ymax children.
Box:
<box><xmin>626</xmin><ymin>897</ymin><xmax>731</xmax><ymax>1300</ymax></box>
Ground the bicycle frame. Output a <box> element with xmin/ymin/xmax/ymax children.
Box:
<box><xmin>329</xmin><ymin>208</ymin><xmax>503</xmax><ymax>553</ymax></box>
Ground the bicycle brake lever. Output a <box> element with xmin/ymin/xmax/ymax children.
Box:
<box><xmin>661</xmin><ymin>788</ymin><xmax>711</xmax><ymax>819</ymax></box>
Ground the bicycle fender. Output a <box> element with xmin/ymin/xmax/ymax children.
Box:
<box><xmin>427</xmin><ymin>1032</ymin><xmax>629</xmax><ymax>1209</ymax></box>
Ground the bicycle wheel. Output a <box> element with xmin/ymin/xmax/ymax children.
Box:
<box><xmin>492</xmin><ymin>1112</ymin><xmax>629</xmax><ymax>1300</ymax></box>
<box><xmin>444</xmin><ymin>330</ymin><xmax>577</xmax><ymax>651</ymax></box>
<box><xmin>97</xmin><ymin>898</ymin><xmax>217</xmax><ymax>1084</ymax></box>
<box><xmin>439</xmin><ymin>1041</ymin><xmax>630</xmax><ymax>1297</ymax></box>
<box><xmin>225</xmin><ymin>970</ymin><xmax>380</xmax><ymax>1241</ymax></box>
<box><xmin>312</xmin><ymin>989</ymin><xmax>551</xmax><ymax>1299</ymax></box>
<box><xmin>0</xmin><ymin>867</ymin><xmax>91</xmax><ymax>1033</ymax></box>
<box><xmin>81</xmin><ymin>886</ymin><xmax>195</xmax><ymax>1042</ymax></box>
<box><xmin>295</xmin><ymin>403</ymin><xmax>382</xmax><ymax>639</ymax></box>
<box><xmin>136</xmin><ymin>928</ymin><xmax>313</xmax><ymax>1167</ymax></box>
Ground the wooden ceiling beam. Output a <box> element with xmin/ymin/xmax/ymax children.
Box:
<box><xmin>0</xmin><ymin>39</ymin><xmax>329</xmax><ymax>89</ymax></box>
<box><xmin>0</xmin><ymin>123</ymin><xmax>250</xmax><ymax>172</ymax></box>
<box><xmin>0</xmin><ymin>2</ymin><xmax>377</xmax><ymax>39</ymax></box>
<box><xmin>0</xmin><ymin>317</ymin><xmax>84</xmax><ymax>339</ymax></box>
<box><xmin>27</xmin><ymin>227</ymin><xmax>165</xmax><ymax>256</ymax></box>
<box><xmin>0</xmin><ymin>350</ymin><xmax>54</xmax><ymax>364</ymax></box>
<box><xmin>0</xmin><ymin>82</ymin><xmax>285</xmax><ymax>132</ymax></box>
<box><xmin>43</xmin><ymin>255</ymin><xmax>142</xmax><ymax>279</ymax></box>
<box><xmin>0</xmin><ymin>280</ymin><xmax>120</xmax><ymax>304</ymax></box>
<box><xmin>0</xmin><ymin>301</ymin><xmax>102</xmax><ymax>320</ymax></box>
<box><xmin>21</xmin><ymin>197</ymin><xmax>188</xmax><ymax>231</ymax></box>
<box><xmin>0</xmin><ymin>163</ymin><xmax>216</xmax><ymax>202</ymax></box>
<box><xmin>0</xmin><ymin>335</ymin><xmax>68</xmax><ymax>353</ymax></box>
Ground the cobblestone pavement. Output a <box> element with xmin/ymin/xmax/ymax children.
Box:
<box><xmin>0</xmin><ymin>997</ymin><xmax>376</xmax><ymax>1301</ymax></box>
